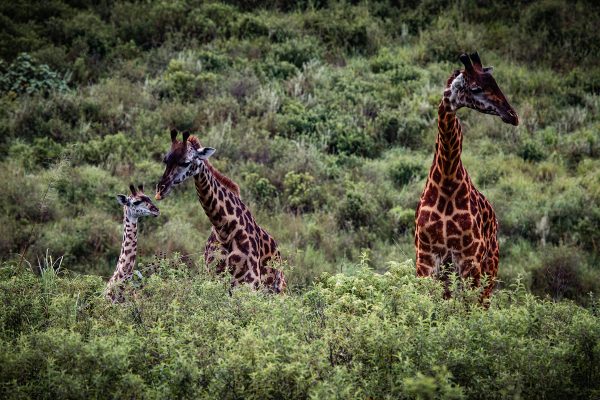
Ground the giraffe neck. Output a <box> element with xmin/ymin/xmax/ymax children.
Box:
<box><xmin>434</xmin><ymin>92</ymin><xmax>464</xmax><ymax>179</ymax></box>
<box><xmin>114</xmin><ymin>214</ymin><xmax>138</xmax><ymax>281</ymax></box>
<box><xmin>193</xmin><ymin>161</ymin><xmax>244</xmax><ymax>240</ymax></box>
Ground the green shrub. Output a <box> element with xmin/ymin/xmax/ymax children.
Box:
<box><xmin>388</xmin><ymin>159</ymin><xmax>426</xmax><ymax>187</ymax></box>
<box><xmin>243</xmin><ymin>172</ymin><xmax>278</xmax><ymax>206</ymax></box>
<box><xmin>518</xmin><ymin>138</ymin><xmax>547</xmax><ymax>162</ymax></box>
<box><xmin>336</xmin><ymin>190</ymin><xmax>377</xmax><ymax>230</ymax></box>
<box><xmin>0</xmin><ymin>262</ymin><xmax>598</xmax><ymax>399</ymax></box>
<box><xmin>0</xmin><ymin>53</ymin><xmax>69</xmax><ymax>96</ymax></box>
<box><xmin>283</xmin><ymin>171</ymin><xmax>321</xmax><ymax>212</ymax></box>
<box><xmin>530</xmin><ymin>246</ymin><xmax>596</xmax><ymax>303</ymax></box>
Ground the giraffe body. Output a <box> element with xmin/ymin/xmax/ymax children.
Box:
<box><xmin>156</xmin><ymin>131</ymin><xmax>286</xmax><ymax>292</ymax></box>
<box><xmin>106</xmin><ymin>184</ymin><xmax>159</xmax><ymax>303</ymax></box>
<box><xmin>415</xmin><ymin>52</ymin><xmax>518</xmax><ymax>301</ymax></box>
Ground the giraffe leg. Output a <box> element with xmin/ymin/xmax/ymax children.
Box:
<box><xmin>480</xmin><ymin>218</ymin><xmax>499</xmax><ymax>304</ymax></box>
<box><xmin>416</xmin><ymin>251</ymin><xmax>436</xmax><ymax>277</ymax></box>
<box><xmin>481</xmin><ymin>247</ymin><xmax>499</xmax><ymax>303</ymax></box>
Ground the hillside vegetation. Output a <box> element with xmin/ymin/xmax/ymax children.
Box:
<box><xmin>1</xmin><ymin>0</ymin><xmax>600</xmax><ymax>398</ymax></box>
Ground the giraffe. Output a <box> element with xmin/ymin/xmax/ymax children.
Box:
<box><xmin>414</xmin><ymin>51</ymin><xmax>518</xmax><ymax>301</ymax></box>
<box><xmin>106</xmin><ymin>184</ymin><xmax>160</xmax><ymax>303</ymax></box>
<box><xmin>154</xmin><ymin>129</ymin><xmax>286</xmax><ymax>293</ymax></box>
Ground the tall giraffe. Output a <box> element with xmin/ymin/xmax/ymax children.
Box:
<box><xmin>106</xmin><ymin>184</ymin><xmax>160</xmax><ymax>303</ymax></box>
<box><xmin>154</xmin><ymin>130</ymin><xmax>286</xmax><ymax>293</ymax></box>
<box><xmin>415</xmin><ymin>52</ymin><xmax>518</xmax><ymax>301</ymax></box>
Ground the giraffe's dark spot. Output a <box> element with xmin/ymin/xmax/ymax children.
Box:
<box><xmin>218</xmin><ymin>190</ymin><xmax>224</xmax><ymax>201</ymax></box>
<box><xmin>418</xmin><ymin>229</ymin><xmax>430</xmax><ymax>244</ymax></box>
<box><xmin>441</xmin><ymin>178</ymin><xmax>459</xmax><ymax>195</ymax></box>
<box><xmin>447</xmin><ymin>237</ymin><xmax>460</xmax><ymax>249</ymax></box>
<box><xmin>419</xmin><ymin>242</ymin><xmax>431</xmax><ymax>252</ymax></box>
<box><xmin>418</xmin><ymin>253</ymin><xmax>434</xmax><ymax>266</ymax></box>
<box><xmin>433</xmin><ymin>167</ymin><xmax>442</xmax><ymax>182</ymax></box>
<box><xmin>456</xmin><ymin>182</ymin><xmax>468</xmax><ymax>197</ymax></box>
<box><xmin>238</xmin><ymin>240</ymin><xmax>249</xmax><ymax>253</ymax></box>
<box><xmin>446</xmin><ymin>220</ymin><xmax>461</xmax><ymax>236</ymax></box>
<box><xmin>426</xmin><ymin>220</ymin><xmax>444</xmax><ymax>242</ymax></box>
<box><xmin>464</xmin><ymin>243</ymin><xmax>478</xmax><ymax>257</ymax></box>
<box><xmin>235</xmin><ymin>207</ymin><xmax>242</xmax><ymax>217</ymax></box>
<box><xmin>455</xmin><ymin>194</ymin><xmax>469</xmax><ymax>210</ymax></box>
<box><xmin>437</xmin><ymin>196</ymin><xmax>447</xmax><ymax>213</ymax></box>
<box><xmin>226</xmin><ymin>220</ymin><xmax>238</xmax><ymax>234</ymax></box>
<box><xmin>445</xmin><ymin>200</ymin><xmax>454</xmax><ymax>215</ymax></box>
<box><xmin>454</xmin><ymin>213</ymin><xmax>472</xmax><ymax>230</ymax></box>
<box><xmin>234</xmin><ymin>229</ymin><xmax>247</xmax><ymax>242</ymax></box>
<box><xmin>230</xmin><ymin>254</ymin><xmax>242</xmax><ymax>264</ymax></box>
<box><xmin>418</xmin><ymin>210</ymin><xmax>431</xmax><ymax>225</ymax></box>
<box><xmin>235</xmin><ymin>269</ymin><xmax>245</xmax><ymax>279</ymax></box>
<box><xmin>423</xmin><ymin>186</ymin><xmax>438</xmax><ymax>207</ymax></box>
<box><xmin>225</xmin><ymin>200</ymin><xmax>233</xmax><ymax>214</ymax></box>
<box><xmin>463</xmin><ymin>235</ymin><xmax>473</xmax><ymax>247</ymax></box>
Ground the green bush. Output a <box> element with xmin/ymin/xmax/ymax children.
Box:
<box><xmin>0</xmin><ymin>262</ymin><xmax>598</xmax><ymax>399</ymax></box>
<box><xmin>388</xmin><ymin>159</ymin><xmax>426</xmax><ymax>187</ymax></box>
<box><xmin>283</xmin><ymin>171</ymin><xmax>321</xmax><ymax>212</ymax></box>
<box><xmin>0</xmin><ymin>53</ymin><xmax>69</xmax><ymax>96</ymax></box>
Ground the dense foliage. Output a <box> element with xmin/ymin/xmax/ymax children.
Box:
<box><xmin>1</xmin><ymin>0</ymin><xmax>599</xmax><ymax>397</ymax></box>
<box><xmin>1</xmin><ymin>260</ymin><xmax>599</xmax><ymax>399</ymax></box>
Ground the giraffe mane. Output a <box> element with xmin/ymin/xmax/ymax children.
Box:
<box><xmin>187</xmin><ymin>135</ymin><xmax>241</xmax><ymax>196</ymax></box>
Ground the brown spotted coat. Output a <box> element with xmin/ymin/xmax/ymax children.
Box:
<box><xmin>414</xmin><ymin>52</ymin><xmax>518</xmax><ymax>301</ymax></box>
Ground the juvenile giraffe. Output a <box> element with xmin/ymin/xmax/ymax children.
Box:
<box><xmin>106</xmin><ymin>184</ymin><xmax>160</xmax><ymax>303</ymax></box>
<box><xmin>155</xmin><ymin>130</ymin><xmax>286</xmax><ymax>293</ymax></box>
<box><xmin>415</xmin><ymin>52</ymin><xmax>519</xmax><ymax>301</ymax></box>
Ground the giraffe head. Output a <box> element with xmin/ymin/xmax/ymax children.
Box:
<box><xmin>155</xmin><ymin>129</ymin><xmax>216</xmax><ymax>200</ymax></box>
<box><xmin>445</xmin><ymin>51</ymin><xmax>519</xmax><ymax>126</ymax></box>
<box><xmin>117</xmin><ymin>184</ymin><xmax>160</xmax><ymax>219</ymax></box>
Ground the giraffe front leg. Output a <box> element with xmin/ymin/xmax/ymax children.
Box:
<box><xmin>416</xmin><ymin>251</ymin><xmax>436</xmax><ymax>277</ymax></box>
<box><xmin>481</xmin><ymin>250</ymin><xmax>499</xmax><ymax>304</ymax></box>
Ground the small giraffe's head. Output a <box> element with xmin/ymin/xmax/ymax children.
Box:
<box><xmin>117</xmin><ymin>184</ymin><xmax>160</xmax><ymax>219</ymax></box>
<box><xmin>446</xmin><ymin>51</ymin><xmax>519</xmax><ymax>126</ymax></box>
<box><xmin>155</xmin><ymin>129</ymin><xmax>215</xmax><ymax>200</ymax></box>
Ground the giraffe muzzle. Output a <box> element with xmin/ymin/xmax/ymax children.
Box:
<box><xmin>501</xmin><ymin>109</ymin><xmax>519</xmax><ymax>126</ymax></box>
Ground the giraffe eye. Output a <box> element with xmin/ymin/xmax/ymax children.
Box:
<box><xmin>179</xmin><ymin>161</ymin><xmax>191</xmax><ymax>167</ymax></box>
<box><xmin>132</xmin><ymin>201</ymin><xmax>142</xmax><ymax>206</ymax></box>
<box><xmin>470</xmin><ymin>86</ymin><xmax>483</xmax><ymax>93</ymax></box>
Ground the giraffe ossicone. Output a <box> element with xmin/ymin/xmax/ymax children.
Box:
<box><xmin>155</xmin><ymin>129</ymin><xmax>286</xmax><ymax>293</ymax></box>
<box><xmin>414</xmin><ymin>51</ymin><xmax>518</xmax><ymax>303</ymax></box>
<box><xmin>105</xmin><ymin>184</ymin><xmax>160</xmax><ymax>304</ymax></box>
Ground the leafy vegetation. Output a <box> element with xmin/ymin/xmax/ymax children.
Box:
<box><xmin>1</xmin><ymin>0</ymin><xmax>599</xmax><ymax>397</ymax></box>
<box><xmin>1</xmin><ymin>259</ymin><xmax>599</xmax><ymax>399</ymax></box>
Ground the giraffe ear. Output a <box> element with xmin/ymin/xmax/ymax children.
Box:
<box><xmin>116</xmin><ymin>195</ymin><xmax>129</xmax><ymax>206</ymax></box>
<box><xmin>483</xmin><ymin>66</ymin><xmax>494</xmax><ymax>74</ymax></box>
<box><xmin>196</xmin><ymin>147</ymin><xmax>216</xmax><ymax>160</ymax></box>
<box><xmin>170</xmin><ymin>128</ymin><xmax>178</xmax><ymax>143</ymax></box>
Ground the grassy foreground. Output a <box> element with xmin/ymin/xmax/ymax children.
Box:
<box><xmin>1</xmin><ymin>259</ymin><xmax>599</xmax><ymax>400</ymax></box>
